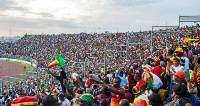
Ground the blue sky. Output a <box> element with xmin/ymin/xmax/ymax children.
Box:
<box><xmin>0</xmin><ymin>0</ymin><xmax>199</xmax><ymax>36</ymax></box>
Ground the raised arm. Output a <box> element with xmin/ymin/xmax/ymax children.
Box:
<box><xmin>45</xmin><ymin>68</ymin><xmax>58</xmax><ymax>78</ymax></box>
<box><xmin>109</xmin><ymin>87</ymin><xmax>124</xmax><ymax>96</ymax></box>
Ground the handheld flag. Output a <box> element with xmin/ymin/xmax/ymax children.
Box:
<box><xmin>55</xmin><ymin>54</ymin><xmax>65</xmax><ymax>68</ymax></box>
<box><xmin>48</xmin><ymin>60</ymin><xmax>59</xmax><ymax>68</ymax></box>
<box><xmin>85</xmin><ymin>79</ymin><xmax>91</xmax><ymax>88</ymax></box>
<box><xmin>47</xmin><ymin>54</ymin><xmax>65</xmax><ymax>68</ymax></box>
<box><xmin>181</xmin><ymin>37</ymin><xmax>198</xmax><ymax>43</ymax></box>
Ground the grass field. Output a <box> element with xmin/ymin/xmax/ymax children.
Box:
<box><xmin>0</xmin><ymin>60</ymin><xmax>32</xmax><ymax>71</ymax></box>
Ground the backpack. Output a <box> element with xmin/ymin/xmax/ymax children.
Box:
<box><xmin>94</xmin><ymin>95</ymin><xmax>111</xmax><ymax>106</ymax></box>
<box><xmin>175</xmin><ymin>96</ymin><xmax>198</xmax><ymax>106</ymax></box>
<box><xmin>188</xmin><ymin>95</ymin><xmax>198</xmax><ymax>106</ymax></box>
<box><xmin>97</xmin><ymin>95</ymin><xmax>111</xmax><ymax>103</ymax></box>
<box><xmin>174</xmin><ymin>97</ymin><xmax>191</xmax><ymax>106</ymax></box>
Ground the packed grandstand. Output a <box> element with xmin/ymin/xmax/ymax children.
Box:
<box><xmin>0</xmin><ymin>24</ymin><xmax>200</xmax><ymax>106</ymax></box>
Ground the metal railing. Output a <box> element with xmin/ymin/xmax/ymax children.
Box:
<box><xmin>0</xmin><ymin>54</ymin><xmax>38</xmax><ymax>94</ymax></box>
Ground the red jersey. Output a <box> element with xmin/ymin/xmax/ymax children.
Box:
<box><xmin>111</xmin><ymin>87</ymin><xmax>125</xmax><ymax>106</ymax></box>
<box><xmin>151</xmin><ymin>66</ymin><xmax>162</xmax><ymax>79</ymax></box>
<box><xmin>95</xmin><ymin>94</ymin><xmax>110</xmax><ymax>103</ymax></box>
<box><xmin>128</xmin><ymin>72</ymin><xmax>135</xmax><ymax>88</ymax></box>
<box><xmin>124</xmin><ymin>91</ymin><xmax>133</xmax><ymax>103</ymax></box>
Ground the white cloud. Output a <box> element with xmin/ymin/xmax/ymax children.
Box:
<box><xmin>0</xmin><ymin>0</ymin><xmax>199</xmax><ymax>36</ymax></box>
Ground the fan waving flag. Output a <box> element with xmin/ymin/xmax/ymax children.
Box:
<box><xmin>47</xmin><ymin>54</ymin><xmax>65</xmax><ymax>68</ymax></box>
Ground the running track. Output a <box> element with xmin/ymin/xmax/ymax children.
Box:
<box><xmin>0</xmin><ymin>62</ymin><xmax>24</xmax><ymax>79</ymax></box>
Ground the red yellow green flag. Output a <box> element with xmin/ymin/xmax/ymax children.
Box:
<box><xmin>11</xmin><ymin>96</ymin><xmax>38</xmax><ymax>106</ymax></box>
<box><xmin>47</xmin><ymin>54</ymin><xmax>65</xmax><ymax>68</ymax></box>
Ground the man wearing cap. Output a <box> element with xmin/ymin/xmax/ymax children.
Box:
<box><xmin>171</xmin><ymin>70</ymin><xmax>186</xmax><ymax>83</ymax></box>
<box><xmin>139</xmin><ymin>80</ymin><xmax>153</xmax><ymax>97</ymax></box>
<box><xmin>142</xmin><ymin>64</ymin><xmax>154</xmax><ymax>90</ymax></box>
<box><xmin>132</xmin><ymin>80</ymin><xmax>149</xmax><ymax>106</ymax></box>
<box><xmin>76</xmin><ymin>93</ymin><xmax>94</xmax><ymax>106</ymax></box>
<box><xmin>167</xmin><ymin>57</ymin><xmax>185</xmax><ymax>98</ymax></box>
<box><xmin>151</xmin><ymin>58</ymin><xmax>162</xmax><ymax>79</ymax></box>
<box><xmin>169</xmin><ymin>57</ymin><xmax>184</xmax><ymax>73</ymax></box>
<box><xmin>174</xmin><ymin>47</ymin><xmax>189</xmax><ymax>70</ymax></box>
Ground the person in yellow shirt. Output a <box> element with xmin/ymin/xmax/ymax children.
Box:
<box><xmin>193</xmin><ymin>53</ymin><xmax>200</xmax><ymax>96</ymax></box>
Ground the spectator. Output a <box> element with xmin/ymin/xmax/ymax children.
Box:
<box><xmin>148</xmin><ymin>93</ymin><xmax>163</xmax><ymax>106</ymax></box>
<box><xmin>42</xmin><ymin>95</ymin><xmax>58</xmax><ymax>106</ymax></box>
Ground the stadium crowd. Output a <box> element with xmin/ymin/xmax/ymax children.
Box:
<box><xmin>0</xmin><ymin>24</ymin><xmax>200</xmax><ymax>106</ymax></box>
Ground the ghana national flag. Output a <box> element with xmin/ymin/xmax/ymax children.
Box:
<box><xmin>11</xmin><ymin>96</ymin><xmax>38</xmax><ymax>106</ymax></box>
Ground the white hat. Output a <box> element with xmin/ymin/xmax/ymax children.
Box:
<box><xmin>142</xmin><ymin>64</ymin><xmax>151</xmax><ymax>71</ymax></box>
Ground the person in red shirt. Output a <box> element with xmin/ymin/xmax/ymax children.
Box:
<box><xmin>95</xmin><ymin>86</ymin><xmax>111</xmax><ymax>106</ymax></box>
<box><xmin>151</xmin><ymin>58</ymin><xmax>162</xmax><ymax>79</ymax></box>
<box><xmin>123</xmin><ymin>86</ymin><xmax>133</xmax><ymax>103</ymax></box>
<box><xmin>95</xmin><ymin>77</ymin><xmax>125</xmax><ymax>106</ymax></box>
<box><xmin>110</xmin><ymin>77</ymin><xmax>125</xmax><ymax>106</ymax></box>
<box><xmin>128</xmin><ymin>68</ymin><xmax>136</xmax><ymax>94</ymax></box>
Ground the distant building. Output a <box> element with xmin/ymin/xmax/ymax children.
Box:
<box><xmin>0</xmin><ymin>36</ymin><xmax>21</xmax><ymax>42</ymax></box>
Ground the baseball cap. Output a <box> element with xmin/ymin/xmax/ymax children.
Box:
<box><xmin>173</xmin><ymin>57</ymin><xmax>181</xmax><ymax>62</ymax></box>
<box><xmin>132</xmin><ymin>86</ymin><xmax>140</xmax><ymax>95</ymax></box>
<box><xmin>136</xmin><ymin>80</ymin><xmax>147</xmax><ymax>88</ymax></box>
<box><xmin>172</xmin><ymin>71</ymin><xmax>186</xmax><ymax>79</ymax></box>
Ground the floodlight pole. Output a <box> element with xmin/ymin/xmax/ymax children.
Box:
<box><xmin>178</xmin><ymin>15</ymin><xmax>180</xmax><ymax>46</ymax></box>
<box><xmin>151</xmin><ymin>27</ymin><xmax>153</xmax><ymax>56</ymax></box>
<box><xmin>126</xmin><ymin>32</ymin><xmax>129</xmax><ymax>60</ymax></box>
<box><xmin>104</xmin><ymin>34</ymin><xmax>107</xmax><ymax>72</ymax></box>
